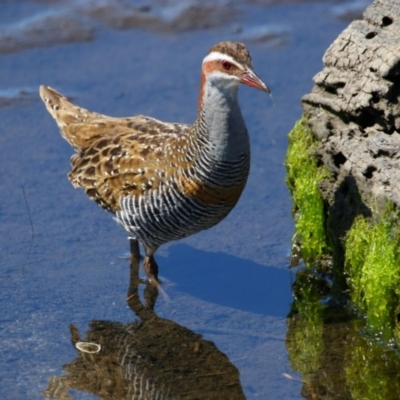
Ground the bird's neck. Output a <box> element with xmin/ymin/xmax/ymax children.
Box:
<box><xmin>195</xmin><ymin>74</ymin><xmax>250</xmax><ymax>162</ymax></box>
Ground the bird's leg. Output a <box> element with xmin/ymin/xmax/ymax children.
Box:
<box><xmin>126</xmin><ymin>255</ymin><xmax>158</xmax><ymax>319</ymax></box>
<box><xmin>143</xmin><ymin>246</ymin><xmax>159</xmax><ymax>285</ymax></box>
<box><xmin>143</xmin><ymin>255</ymin><xmax>159</xmax><ymax>285</ymax></box>
<box><xmin>143</xmin><ymin>247</ymin><xmax>170</xmax><ymax>300</ymax></box>
<box><xmin>129</xmin><ymin>238</ymin><xmax>141</xmax><ymax>261</ymax></box>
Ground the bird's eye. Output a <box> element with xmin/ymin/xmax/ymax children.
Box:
<box><xmin>221</xmin><ymin>60</ymin><xmax>232</xmax><ymax>70</ymax></box>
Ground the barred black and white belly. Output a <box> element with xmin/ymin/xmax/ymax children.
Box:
<box><xmin>115</xmin><ymin>154</ymin><xmax>250</xmax><ymax>250</ymax></box>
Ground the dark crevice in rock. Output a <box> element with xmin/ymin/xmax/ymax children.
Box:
<box><xmin>365</xmin><ymin>31</ymin><xmax>378</xmax><ymax>39</ymax></box>
<box><xmin>374</xmin><ymin>149</ymin><xmax>390</xmax><ymax>158</ymax></box>
<box><xmin>325</xmin><ymin>82</ymin><xmax>346</xmax><ymax>95</ymax></box>
<box><xmin>385</xmin><ymin>80</ymin><xmax>400</xmax><ymax>104</ymax></box>
<box><xmin>333</xmin><ymin>152</ymin><xmax>347</xmax><ymax>169</ymax></box>
<box><xmin>363</xmin><ymin>165</ymin><xmax>377</xmax><ymax>179</ymax></box>
<box><xmin>370</xmin><ymin>92</ymin><xmax>380</xmax><ymax>104</ymax></box>
<box><xmin>381</xmin><ymin>16</ymin><xmax>393</xmax><ymax>27</ymax></box>
<box><xmin>385</xmin><ymin>61</ymin><xmax>400</xmax><ymax>82</ymax></box>
<box><xmin>315</xmin><ymin>158</ymin><xmax>325</xmax><ymax>168</ymax></box>
<box><xmin>386</xmin><ymin>115</ymin><xmax>396</xmax><ymax>134</ymax></box>
<box><xmin>356</xmin><ymin>108</ymin><xmax>377</xmax><ymax>129</ymax></box>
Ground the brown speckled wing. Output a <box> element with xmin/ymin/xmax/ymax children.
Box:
<box><xmin>69</xmin><ymin>117</ymin><xmax>192</xmax><ymax>212</ymax></box>
<box><xmin>40</xmin><ymin>85</ymin><xmax>192</xmax><ymax>212</ymax></box>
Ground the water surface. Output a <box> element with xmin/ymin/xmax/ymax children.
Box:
<box><xmin>0</xmin><ymin>0</ymin><xmax>355</xmax><ymax>398</ymax></box>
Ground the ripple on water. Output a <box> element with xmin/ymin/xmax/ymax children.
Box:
<box><xmin>0</xmin><ymin>0</ymin><xmax>293</xmax><ymax>55</ymax></box>
<box><xmin>0</xmin><ymin>87</ymin><xmax>39</xmax><ymax>107</ymax></box>
<box><xmin>234</xmin><ymin>23</ymin><xmax>291</xmax><ymax>46</ymax></box>
<box><xmin>72</xmin><ymin>0</ymin><xmax>238</xmax><ymax>31</ymax></box>
<box><xmin>0</xmin><ymin>10</ymin><xmax>93</xmax><ymax>54</ymax></box>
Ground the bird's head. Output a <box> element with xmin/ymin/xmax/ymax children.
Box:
<box><xmin>199</xmin><ymin>41</ymin><xmax>270</xmax><ymax>108</ymax></box>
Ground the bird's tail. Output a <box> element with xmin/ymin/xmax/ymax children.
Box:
<box><xmin>39</xmin><ymin>85</ymin><xmax>102</xmax><ymax>152</ymax></box>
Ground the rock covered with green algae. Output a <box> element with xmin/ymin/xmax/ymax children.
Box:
<box><xmin>286</xmin><ymin>0</ymin><xmax>400</xmax><ymax>343</ymax></box>
<box><xmin>287</xmin><ymin>116</ymin><xmax>400</xmax><ymax>343</ymax></box>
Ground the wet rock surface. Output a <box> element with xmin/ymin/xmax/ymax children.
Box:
<box><xmin>303</xmin><ymin>0</ymin><xmax>400</xmax><ymax>208</ymax></box>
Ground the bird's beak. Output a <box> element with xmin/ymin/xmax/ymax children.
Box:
<box><xmin>240</xmin><ymin>69</ymin><xmax>271</xmax><ymax>94</ymax></box>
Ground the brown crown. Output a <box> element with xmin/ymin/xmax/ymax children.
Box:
<box><xmin>208</xmin><ymin>41</ymin><xmax>253</xmax><ymax>69</ymax></box>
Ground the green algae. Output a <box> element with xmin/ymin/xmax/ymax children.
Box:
<box><xmin>285</xmin><ymin>118</ymin><xmax>330</xmax><ymax>263</ymax></box>
<box><xmin>345</xmin><ymin>205</ymin><xmax>400</xmax><ymax>341</ymax></box>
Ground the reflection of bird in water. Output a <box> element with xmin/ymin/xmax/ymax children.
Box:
<box><xmin>39</xmin><ymin>41</ymin><xmax>270</xmax><ymax>284</ymax></box>
<box><xmin>42</xmin><ymin>258</ymin><xmax>246</xmax><ymax>400</ymax></box>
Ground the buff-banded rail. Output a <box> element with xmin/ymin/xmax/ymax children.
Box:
<box><xmin>40</xmin><ymin>41</ymin><xmax>271</xmax><ymax>285</ymax></box>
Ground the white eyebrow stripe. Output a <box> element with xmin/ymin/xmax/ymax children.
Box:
<box><xmin>202</xmin><ymin>51</ymin><xmax>244</xmax><ymax>70</ymax></box>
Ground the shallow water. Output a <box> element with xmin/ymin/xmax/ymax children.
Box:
<box><xmin>0</xmin><ymin>0</ymin><xmax>362</xmax><ymax>399</ymax></box>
